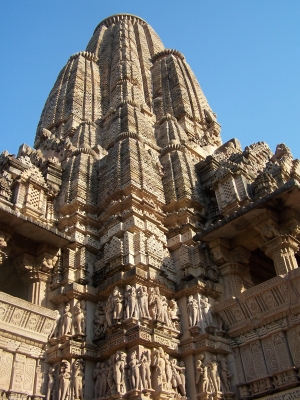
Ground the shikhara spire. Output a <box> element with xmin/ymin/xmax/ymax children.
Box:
<box><xmin>0</xmin><ymin>13</ymin><xmax>299</xmax><ymax>400</ymax></box>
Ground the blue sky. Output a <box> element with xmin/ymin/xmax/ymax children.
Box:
<box><xmin>1</xmin><ymin>1</ymin><xmax>300</xmax><ymax>159</ymax></box>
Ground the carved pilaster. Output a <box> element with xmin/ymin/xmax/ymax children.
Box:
<box><xmin>261</xmin><ymin>235</ymin><xmax>299</xmax><ymax>275</ymax></box>
<box><xmin>219</xmin><ymin>263</ymin><xmax>249</xmax><ymax>298</ymax></box>
<box><xmin>209</xmin><ymin>240</ymin><xmax>251</xmax><ymax>298</ymax></box>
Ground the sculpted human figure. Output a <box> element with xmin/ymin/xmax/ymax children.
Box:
<box><xmin>107</xmin><ymin>358</ymin><xmax>115</xmax><ymax>395</ymax></box>
<box><xmin>140</xmin><ymin>349</ymin><xmax>152</xmax><ymax>390</ymax></box>
<box><xmin>94</xmin><ymin>302</ymin><xmax>107</xmax><ymax>337</ymax></box>
<box><xmin>164</xmin><ymin>353</ymin><xmax>173</xmax><ymax>390</ymax></box>
<box><xmin>219</xmin><ymin>356</ymin><xmax>231</xmax><ymax>393</ymax></box>
<box><xmin>58</xmin><ymin>360</ymin><xmax>71</xmax><ymax>400</ymax></box>
<box><xmin>125</xmin><ymin>285</ymin><xmax>138</xmax><ymax>319</ymax></box>
<box><xmin>200</xmin><ymin>296</ymin><xmax>213</xmax><ymax>327</ymax></box>
<box><xmin>46</xmin><ymin>366</ymin><xmax>56</xmax><ymax>400</ymax></box>
<box><xmin>168</xmin><ymin>299</ymin><xmax>180</xmax><ymax>330</ymax></box>
<box><xmin>137</xmin><ymin>286</ymin><xmax>150</xmax><ymax>318</ymax></box>
<box><xmin>114</xmin><ymin>351</ymin><xmax>126</xmax><ymax>393</ymax></box>
<box><xmin>112</xmin><ymin>287</ymin><xmax>124</xmax><ymax>324</ymax></box>
<box><xmin>161</xmin><ymin>296</ymin><xmax>171</xmax><ymax>326</ymax></box>
<box><xmin>128</xmin><ymin>350</ymin><xmax>141</xmax><ymax>390</ymax></box>
<box><xmin>195</xmin><ymin>356</ymin><xmax>203</xmax><ymax>393</ymax></box>
<box><xmin>105</xmin><ymin>296</ymin><xmax>113</xmax><ymax>327</ymax></box>
<box><xmin>148</xmin><ymin>288</ymin><xmax>157</xmax><ymax>319</ymax></box>
<box><xmin>154</xmin><ymin>287</ymin><xmax>163</xmax><ymax>321</ymax></box>
<box><xmin>187</xmin><ymin>295</ymin><xmax>198</xmax><ymax>327</ymax></box>
<box><xmin>178</xmin><ymin>361</ymin><xmax>186</xmax><ymax>394</ymax></box>
<box><xmin>208</xmin><ymin>356</ymin><xmax>221</xmax><ymax>392</ymax></box>
<box><xmin>171</xmin><ymin>359</ymin><xmax>186</xmax><ymax>396</ymax></box>
<box><xmin>73</xmin><ymin>359</ymin><xmax>84</xmax><ymax>400</ymax></box>
<box><xmin>81</xmin><ymin>300</ymin><xmax>86</xmax><ymax>333</ymax></box>
<box><xmin>50</xmin><ymin>310</ymin><xmax>61</xmax><ymax>338</ymax></box>
<box><xmin>93</xmin><ymin>362</ymin><xmax>101</xmax><ymax>398</ymax></box>
<box><xmin>74</xmin><ymin>301</ymin><xmax>85</xmax><ymax>335</ymax></box>
<box><xmin>153</xmin><ymin>347</ymin><xmax>167</xmax><ymax>390</ymax></box>
<box><xmin>61</xmin><ymin>304</ymin><xmax>72</xmax><ymax>336</ymax></box>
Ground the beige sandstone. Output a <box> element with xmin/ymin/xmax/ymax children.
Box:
<box><xmin>0</xmin><ymin>13</ymin><xmax>299</xmax><ymax>400</ymax></box>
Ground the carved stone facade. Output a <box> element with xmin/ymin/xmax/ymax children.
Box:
<box><xmin>0</xmin><ymin>13</ymin><xmax>299</xmax><ymax>400</ymax></box>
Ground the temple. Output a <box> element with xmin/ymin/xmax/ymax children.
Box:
<box><xmin>0</xmin><ymin>13</ymin><xmax>299</xmax><ymax>400</ymax></box>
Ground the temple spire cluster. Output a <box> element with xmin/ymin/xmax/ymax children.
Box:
<box><xmin>0</xmin><ymin>13</ymin><xmax>299</xmax><ymax>400</ymax></box>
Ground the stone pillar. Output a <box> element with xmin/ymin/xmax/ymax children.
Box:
<box><xmin>0</xmin><ymin>224</ymin><xmax>13</xmax><ymax>264</ymax></box>
<box><xmin>261</xmin><ymin>235</ymin><xmax>299</xmax><ymax>275</ymax></box>
<box><xmin>209</xmin><ymin>239</ymin><xmax>251</xmax><ymax>299</ymax></box>
<box><xmin>218</xmin><ymin>263</ymin><xmax>249</xmax><ymax>298</ymax></box>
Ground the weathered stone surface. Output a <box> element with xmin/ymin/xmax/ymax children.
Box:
<box><xmin>0</xmin><ymin>12</ymin><xmax>299</xmax><ymax>400</ymax></box>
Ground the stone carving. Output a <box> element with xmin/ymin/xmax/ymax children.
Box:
<box><xmin>106</xmin><ymin>286</ymin><xmax>123</xmax><ymax>325</ymax></box>
<box><xmin>200</xmin><ymin>296</ymin><xmax>213</xmax><ymax>328</ymax></box>
<box><xmin>195</xmin><ymin>355</ymin><xmax>210</xmax><ymax>393</ymax></box>
<box><xmin>74</xmin><ymin>301</ymin><xmax>85</xmax><ymax>335</ymax></box>
<box><xmin>50</xmin><ymin>310</ymin><xmax>61</xmax><ymax>338</ymax></box>
<box><xmin>46</xmin><ymin>366</ymin><xmax>56</xmax><ymax>400</ymax></box>
<box><xmin>113</xmin><ymin>351</ymin><xmax>126</xmax><ymax>394</ymax></box>
<box><xmin>58</xmin><ymin>360</ymin><xmax>71</xmax><ymax>400</ymax></box>
<box><xmin>0</xmin><ymin>13</ymin><xmax>299</xmax><ymax>400</ymax></box>
<box><xmin>61</xmin><ymin>304</ymin><xmax>72</xmax><ymax>336</ymax></box>
<box><xmin>171</xmin><ymin>359</ymin><xmax>186</xmax><ymax>396</ymax></box>
<box><xmin>94</xmin><ymin>302</ymin><xmax>107</xmax><ymax>338</ymax></box>
<box><xmin>73</xmin><ymin>358</ymin><xmax>84</xmax><ymax>400</ymax></box>
<box><xmin>124</xmin><ymin>285</ymin><xmax>138</xmax><ymax>319</ymax></box>
<box><xmin>137</xmin><ymin>286</ymin><xmax>150</xmax><ymax>318</ymax></box>
<box><xmin>128</xmin><ymin>350</ymin><xmax>141</xmax><ymax>390</ymax></box>
<box><xmin>140</xmin><ymin>349</ymin><xmax>152</xmax><ymax>390</ymax></box>
<box><xmin>207</xmin><ymin>356</ymin><xmax>221</xmax><ymax>392</ymax></box>
<box><xmin>218</xmin><ymin>355</ymin><xmax>231</xmax><ymax>393</ymax></box>
<box><xmin>187</xmin><ymin>295</ymin><xmax>199</xmax><ymax>327</ymax></box>
<box><xmin>168</xmin><ymin>298</ymin><xmax>181</xmax><ymax>330</ymax></box>
<box><xmin>93</xmin><ymin>362</ymin><xmax>107</xmax><ymax>398</ymax></box>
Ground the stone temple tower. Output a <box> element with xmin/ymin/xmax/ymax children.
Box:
<box><xmin>0</xmin><ymin>13</ymin><xmax>300</xmax><ymax>400</ymax></box>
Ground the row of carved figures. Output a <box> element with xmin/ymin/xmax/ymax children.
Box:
<box><xmin>93</xmin><ymin>347</ymin><xmax>186</xmax><ymax>398</ymax></box>
<box><xmin>50</xmin><ymin>287</ymin><xmax>221</xmax><ymax>341</ymax></box>
<box><xmin>47</xmin><ymin>359</ymin><xmax>84</xmax><ymax>400</ymax></box>
<box><xmin>46</xmin><ymin>351</ymin><xmax>232</xmax><ymax>400</ymax></box>
<box><xmin>195</xmin><ymin>354</ymin><xmax>232</xmax><ymax>395</ymax></box>
<box><xmin>51</xmin><ymin>301</ymin><xmax>86</xmax><ymax>338</ymax></box>
<box><xmin>94</xmin><ymin>285</ymin><xmax>181</xmax><ymax>338</ymax></box>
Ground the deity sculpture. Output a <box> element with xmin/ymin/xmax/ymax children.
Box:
<box><xmin>207</xmin><ymin>356</ymin><xmax>221</xmax><ymax>392</ymax></box>
<box><xmin>106</xmin><ymin>358</ymin><xmax>116</xmax><ymax>395</ymax></box>
<box><xmin>113</xmin><ymin>351</ymin><xmax>126</xmax><ymax>393</ymax></box>
<box><xmin>200</xmin><ymin>296</ymin><xmax>213</xmax><ymax>327</ymax></box>
<box><xmin>125</xmin><ymin>285</ymin><xmax>138</xmax><ymax>319</ymax></box>
<box><xmin>58</xmin><ymin>360</ymin><xmax>71</xmax><ymax>400</ymax></box>
<box><xmin>161</xmin><ymin>296</ymin><xmax>171</xmax><ymax>326</ymax></box>
<box><xmin>93</xmin><ymin>362</ymin><xmax>101</xmax><ymax>398</ymax></box>
<box><xmin>153</xmin><ymin>347</ymin><xmax>167</xmax><ymax>391</ymax></box>
<box><xmin>61</xmin><ymin>304</ymin><xmax>72</xmax><ymax>336</ymax></box>
<box><xmin>50</xmin><ymin>310</ymin><xmax>61</xmax><ymax>338</ymax></box>
<box><xmin>128</xmin><ymin>350</ymin><xmax>141</xmax><ymax>390</ymax></box>
<box><xmin>105</xmin><ymin>296</ymin><xmax>113</xmax><ymax>327</ymax></box>
<box><xmin>46</xmin><ymin>366</ymin><xmax>56</xmax><ymax>400</ymax></box>
<box><xmin>219</xmin><ymin>356</ymin><xmax>231</xmax><ymax>393</ymax></box>
<box><xmin>140</xmin><ymin>349</ymin><xmax>152</xmax><ymax>390</ymax></box>
<box><xmin>195</xmin><ymin>355</ymin><xmax>210</xmax><ymax>393</ymax></box>
<box><xmin>94</xmin><ymin>302</ymin><xmax>107</xmax><ymax>337</ymax></box>
<box><xmin>187</xmin><ymin>295</ymin><xmax>199</xmax><ymax>327</ymax></box>
<box><xmin>168</xmin><ymin>299</ymin><xmax>180</xmax><ymax>330</ymax></box>
<box><xmin>137</xmin><ymin>286</ymin><xmax>150</xmax><ymax>318</ymax></box>
<box><xmin>171</xmin><ymin>359</ymin><xmax>186</xmax><ymax>396</ymax></box>
<box><xmin>73</xmin><ymin>359</ymin><xmax>84</xmax><ymax>400</ymax></box>
<box><xmin>112</xmin><ymin>286</ymin><xmax>124</xmax><ymax>324</ymax></box>
<box><xmin>74</xmin><ymin>301</ymin><xmax>85</xmax><ymax>335</ymax></box>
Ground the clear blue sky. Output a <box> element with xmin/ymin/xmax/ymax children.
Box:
<box><xmin>1</xmin><ymin>1</ymin><xmax>300</xmax><ymax>158</ymax></box>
